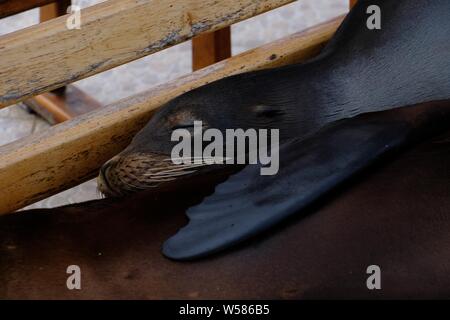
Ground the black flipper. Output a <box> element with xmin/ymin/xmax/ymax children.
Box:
<box><xmin>163</xmin><ymin>102</ymin><xmax>450</xmax><ymax>260</ymax></box>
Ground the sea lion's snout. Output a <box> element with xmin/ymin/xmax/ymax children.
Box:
<box><xmin>98</xmin><ymin>153</ymin><xmax>168</xmax><ymax>197</ymax></box>
<box><xmin>97</xmin><ymin>152</ymin><xmax>215</xmax><ymax>197</ymax></box>
<box><xmin>97</xmin><ymin>155</ymin><xmax>123</xmax><ymax>197</ymax></box>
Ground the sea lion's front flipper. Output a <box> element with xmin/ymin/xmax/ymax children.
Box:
<box><xmin>163</xmin><ymin>101</ymin><xmax>450</xmax><ymax>261</ymax></box>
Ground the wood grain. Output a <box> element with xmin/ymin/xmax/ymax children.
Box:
<box><xmin>0</xmin><ymin>0</ymin><xmax>295</xmax><ymax>108</ymax></box>
<box><xmin>0</xmin><ymin>0</ymin><xmax>55</xmax><ymax>18</ymax></box>
<box><xmin>192</xmin><ymin>27</ymin><xmax>232</xmax><ymax>71</ymax></box>
<box><xmin>0</xmin><ymin>17</ymin><xmax>343</xmax><ymax>214</ymax></box>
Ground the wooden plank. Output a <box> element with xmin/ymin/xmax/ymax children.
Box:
<box><xmin>192</xmin><ymin>27</ymin><xmax>232</xmax><ymax>71</ymax></box>
<box><xmin>0</xmin><ymin>17</ymin><xmax>343</xmax><ymax>214</ymax></box>
<box><xmin>0</xmin><ymin>0</ymin><xmax>295</xmax><ymax>108</ymax></box>
<box><xmin>23</xmin><ymin>85</ymin><xmax>102</xmax><ymax>124</ymax></box>
<box><xmin>350</xmin><ymin>0</ymin><xmax>358</xmax><ymax>8</ymax></box>
<box><xmin>0</xmin><ymin>0</ymin><xmax>55</xmax><ymax>18</ymax></box>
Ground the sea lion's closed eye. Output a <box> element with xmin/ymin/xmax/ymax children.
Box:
<box><xmin>171</xmin><ymin>122</ymin><xmax>208</xmax><ymax>131</ymax></box>
<box><xmin>171</xmin><ymin>123</ymin><xmax>196</xmax><ymax>130</ymax></box>
<box><xmin>252</xmin><ymin>104</ymin><xmax>285</xmax><ymax>117</ymax></box>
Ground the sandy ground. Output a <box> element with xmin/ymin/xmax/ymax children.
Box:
<box><xmin>0</xmin><ymin>0</ymin><xmax>348</xmax><ymax>209</ymax></box>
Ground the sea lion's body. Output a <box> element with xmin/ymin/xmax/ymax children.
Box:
<box><xmin>99</xmin><ymin>0</ymin><xmax>450</xmax><ymax>195</ymax></box>
<box><xmin>1</xmin><ymin>1</ymin><xmax>450</xmax><ymax>298</ymax></box>
<box><xmin>1</xmin><ymin>108</ymin><xmax>450</xmax><ymax>298</ymax></box>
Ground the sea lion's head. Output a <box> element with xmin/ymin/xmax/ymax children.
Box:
<box><xmin>97</xmin><ymin>73</ymin><xmax>288</xmax><ymax>197</ymax></box>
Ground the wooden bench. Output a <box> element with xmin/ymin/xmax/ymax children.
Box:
<box><xmin>0</xmin><ymin>0</ymin><xmax>355</xmax><ymax>214</ymax></box>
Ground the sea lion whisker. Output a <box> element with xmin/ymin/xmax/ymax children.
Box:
<box><xmin>156</xmin><ymin>162</ymin><xmax>205</xmax><ymax>168</ymax></box>
<box><xmin>164</xmin><ymin>156</ymin><xmax>209</xmax><ymax>162</ymax></box>
<box><xmin>144</xmin><ymin>168</ymin><xmax>198</xmax><ymax>178</ymax></box>
<box><xmin>149</xmin><ymin>170</ymin><xmax>201</xmax><ymax>178</ymax></box>
<box><xmin>96</xmin><ymin>188</ymin><xmax>106</xmax><ymax>199</ymax></box>
<box><xmin>147</xmin><ymin>163</ymin><xmax>209</xmax><ymax>174</ymax></box>
<box><xmin>166</xmin><ymin>156</ymin><xmax>229</xmax><ymax>164</ymax></box>
<box><xmin>148</xmin><ymin>177</ymin><xmax>177</xmax><ymax>183</ymax></box>
<box><xmin>149</xmin><ymin>170</ymin><xmax>197</xmax><ymax>178</ymax></box>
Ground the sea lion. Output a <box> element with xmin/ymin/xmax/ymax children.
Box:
<box><xmin>98</xmin><ymin>0</ymin><xmax>450</xmax><ymax>197</ymax></box>
<box><xmin>1</xmin><ymin>102</ymin><xmax>450</xmax><ymax>299</ymax></box>
<box><xmin>163</xmin><ymin>100</ymin><xmax>450</xmax><ymax>260</ymax></box>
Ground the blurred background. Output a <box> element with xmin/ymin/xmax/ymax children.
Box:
<box><xmin>0</xmin><ymin>0</ymin><xmax>348</xmax><ymax>209</ymax></box>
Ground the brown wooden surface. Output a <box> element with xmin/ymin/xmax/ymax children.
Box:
<box><xmin>23</xmin><ymin>85</ymin><xmax>102</xmax><ymax>124</ymax></box>
<box><xmin>0</xmin><ymin>0</ymin><xmax>55</xmax><ymax>18</ymax></box>
<box><xmin>192</xmin><ymin>27</ymin><xmax>232</xmax><ymax>71</ymax></box>
<box><xmin>0</xmin><ymin>0</ymin><xmax>295</xmax><ymax>109</ymax></box>
<box><xmin>350</xmin><ymin>0</ymin><xmax>357</xmax><ymax>8</ymax></box>
<box><xmin>0</xmin><ymin>17</ymin><xmax>343</xmax><ymax>214</ymax></box>
<box><xmin>39</xmin><ymin>0</ymin><xmax>70</xmax><ymax>21</ymax></box>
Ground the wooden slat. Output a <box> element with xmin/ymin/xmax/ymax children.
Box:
<box><xmin>0</xmin><ymin>0</ymin><xmax>55</xmax><ymax>18</ymax></box>
<box><xmin>0</xmin><ymin>17</ymin><xmax>343</xmax><ymax>214</ymax></box>
<box><xmin>0</xmin><ymin>0</ymin><xmax>295</xmax><ymax>108</ymax></box>
<box><xmin>192</xmin><ymin>27</ymin><xmax>232</xmax><ymax>71</ymax></box>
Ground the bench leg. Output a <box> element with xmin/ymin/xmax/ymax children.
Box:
<box><xmin>192</xmin><ymin>27</ymin><xmax>232</xmax><ymax>71</ymax></box>
<box><xmin>39</xmin><ymin>0</ymin><xmax>70</xmax><ymax>20</ymax></box>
